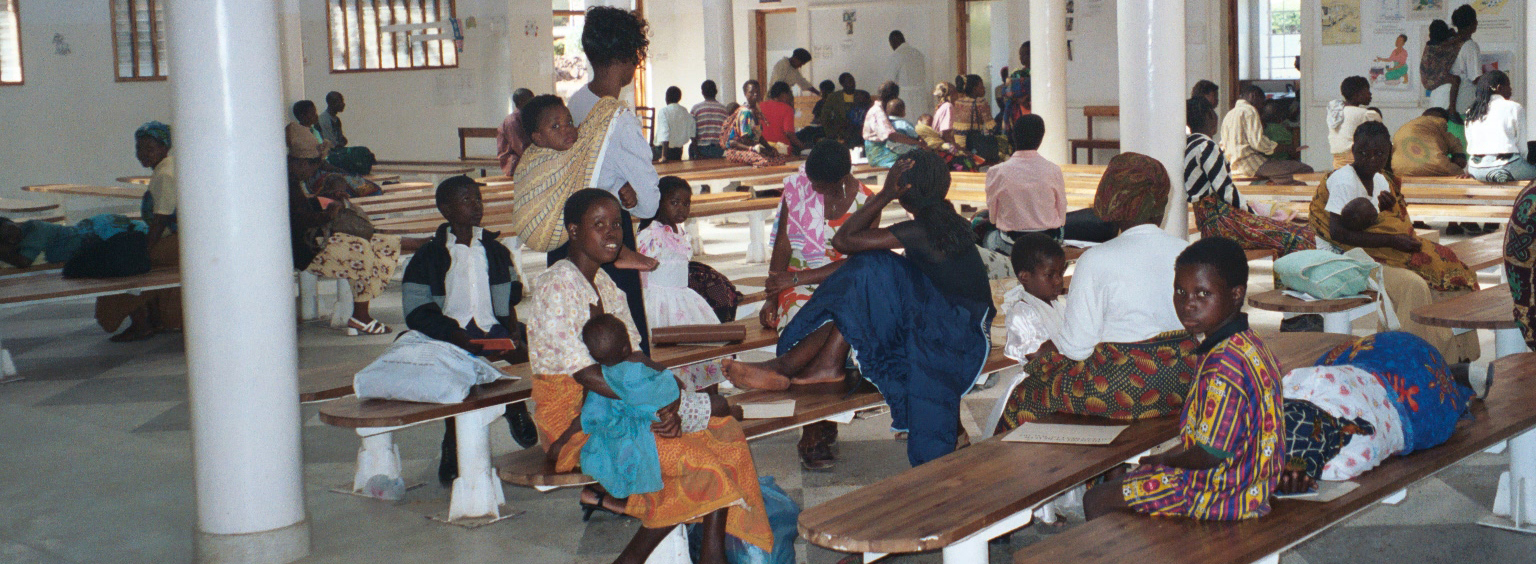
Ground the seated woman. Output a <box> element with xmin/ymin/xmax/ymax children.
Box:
<box><xmin>725</xmin><ymin>151</ymin><xmax>994</xmax><ymax>467</ymax></box>
<box><xmin>528</xmin><ymin>189</ymin><xmax>772</xmax><ymax>563</ymax></box>
<box><xmin>1186</xmin><ymin>97</ymin><xmax>1315</xmax><ymax>257</ymax></box>
<box><xmin>949</xmin><ymin>75</ymin><xmax>997</xmax><ymax>163</ymax></box>
<box><xmin>721</xmin><ymin>80</ymin><xmax>790</xmax><ymax>168</ymax></box>
<box><xmin>0</xmin><ymin>217</ymin><xmax>87</xmax><ymax>269</ymax></box>
<box><xmin>95</xmin><ymin>122</ymin><xmax>181</xmax><ymax>342</ymax></box>
<box><xmin>1464</xmin><ymin>70</ymin><xmax>1536</xmax><ymax>183</ymax></box>
<box><xmin>1277</xmin><ymin>331</ymin><xmax>1475</xmax><ymax>493</ymax></box>
<box><xmin>286</xmin><ymin>100</ymin><xmax>379</xmax><ymax>198</ymax></box>
<box><xmin>861</xmin><ymin>82</ymin><xmax>921</xmax><ymax>167</ymax></box>
<box><xmin>1084</xmin><ymin>237</ymin><xmax>1284</xmax><ymax>521</ymax></box>
<box><xmin>1309</xmin><ymin>121</ymin><xmax>1479</xmax><ymax>363</ymax></box>
<box><xmin>997</xmin><ymin>153</ymin><xmax>1199</xmax><ymax>431</ymax></box>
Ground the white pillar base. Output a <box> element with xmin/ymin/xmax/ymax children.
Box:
<box><xmin>1495</xmin><ymin>328</ymin><xmax>1528</xmax><ymax>359</ymax></box>
<box><xmin>351</xmin><ymin>430</ymin><xmax>403</xmax><ymax>495</ymax></box>
<box><xmin>644</xmin><ymin>526</ymin><xmax>691</xmax><ymax>564</ymax></box>
<box><xmin>330</xmin><ymin>278</ymin><xmax>354</xmax><ymax>329</ymax></box>
<box><xmin>448</xmin><ymin>406</ymin><xmax>508</xmax><ymax>521</ymax></box>
<box><xmin>195</xmin><ymin>517</ymin><xmax>310</xmax><ymax>564</ymax></box>
<box><xmin>688</xmin><ymin>218</ymin><xmax>706</xmax><ymax>257</ymax></box>
<box><xmin>746</xmin><ymin>211</ymin><xmax>769</xmax><ymax>264</ymax></box>
<box><xmin>1322</xmin><ymin>312</ymin><xmax>1352</xmax><ymax>334</ymax></box>
<box><xmin>298</xmin><ymin>271</ymin><xmax>319</xmax><ymax>321</ymax></box>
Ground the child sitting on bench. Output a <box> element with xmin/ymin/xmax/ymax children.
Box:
<box><xmin>636</xmin><ymin>177</ymin><xmax>734</xmax><ymax>389</ymax></box>
<box><xmin>1084</xmin><ymin>237</ymin><xmax>1284</xmax><ymax>521</ymax></box>
<box><xmin>1002</xmin><ymin>232</ymin><xmax>1067</xmax><ymax>361</ymax></box>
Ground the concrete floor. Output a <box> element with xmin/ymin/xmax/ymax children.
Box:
<box><xmin>3</xmin><ymin>210</ymin><xmax>1535</xmax><ymax>563</ymax></box>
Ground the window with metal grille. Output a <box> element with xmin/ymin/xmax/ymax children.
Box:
<box><xmin>111</xmin><ymin>0</ymin><xmax>168</xmax><ymax>81</ymax></box>
<box><xmin>327</xmin><ymin>0</ymin><xmax>459</xmax><ymax>72</ymax></box>
<box><xmin>0</xmin><ymin>0</ymin><xmax>20</xmax><ymax>85</ymax></box>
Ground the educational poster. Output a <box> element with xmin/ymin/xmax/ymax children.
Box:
<box><xmin>1480</xmin><ymin>51</ymin><xmax>1513</xmax><ymax>75</ymax></box>
<box><xmin>1322</xmin><ymin>0</ymin><xmax>1363</xmax><ymax>45</ymax></box>
<box><xmin>1408</xmin><ymin>0</ymin><xmax>1445</xmax><ymax>21</ymax></box>
<box><xmin>1472</xmin><ymin>0</ymin><xmax>1516</xmax><ymax>42</ymax></box>
<box><xmin>1370</xmin><ymin>32</ymin><xmax>1412</xmax><ymax>90</ymax></box>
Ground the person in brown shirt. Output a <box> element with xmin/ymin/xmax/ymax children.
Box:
<box><xmin>1392</xmin><ymin>107</ymin><xmax>1467</xmax><ymax>177</ymax></box>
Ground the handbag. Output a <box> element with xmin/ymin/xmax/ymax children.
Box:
<box><xmin>1273</xmin><ymin>248</ymin><xmax>1398</xmax><ymax>330</ymax></box>
<box><xmin>327</xmin><ymin>201</ymin><xmax>376</xmax><ymax>240</ymax></box>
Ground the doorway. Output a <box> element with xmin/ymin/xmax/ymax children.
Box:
<box><xmin>754</xmin><ymin>8</ymin><xmax>798</xmax><ymax>93</ymax></box>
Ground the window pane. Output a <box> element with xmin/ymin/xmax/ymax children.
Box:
<box><xmin>0</xmin><ymin>0</ymin><xmax>19</xmax><ymax>83</ymax></box>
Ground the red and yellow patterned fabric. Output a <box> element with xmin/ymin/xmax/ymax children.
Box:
<box><xmin>997</xmin><ymin>330</ymin><xmax>1200</xmax><ymax>429</ymax></box>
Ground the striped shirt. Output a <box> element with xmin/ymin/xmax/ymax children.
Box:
<box><xmin>691</xmin><ymin>99</ymin><xmax>730</xmax><ymax>147</ymax></box>
<box><xmin>1184</xmin><ymin>133</ymin><xmax>1245</xmax><ymax>211</ymax></box>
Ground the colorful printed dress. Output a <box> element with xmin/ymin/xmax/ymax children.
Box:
<box><xmin>527</xmin><ymin>260</ymin><xmax>773</xmax><ymax>551</ymax></box>
<box><xmin>721</xmin><ymin>106</ymin><xmax>789</xmax><ymax>168</ymax></box>
<box><xmin>1186</xmin><ymin>133</ymin><xmax>1315</xmax><ymax>257</ymax></box>
<box><xmin>637</xmin><ymin>222</ymin><xmax>727</xmax><ymax>391</ymax></box>
<box><xmin>1309</xmin><ymin>169</ymin><xmax>1477</xmax><ymax>293</ymax></box>
<box><xmin>1121</xmin><ymin>317</ymin><xmax>1284</xmax><ymax>521</ymax></box>
<box><xmin>772</xmin><ymin>169</ymin><xmax>875</xmax><ymax>326</ymax></box>
<box><xmin>1506</xmin><ymin>182</ymin><xmax>1536</xmax><ymax>350</ymax></box>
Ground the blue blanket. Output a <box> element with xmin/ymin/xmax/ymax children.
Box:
<box><xmin>1314</xmin><ymin>331</ymin><xmax>1474</xmax><ymax>455</ymax></box>
<box><xmin>579</xmin><ymin>362</ymin><xmax>680</xmax><ymax>498</ymax></box>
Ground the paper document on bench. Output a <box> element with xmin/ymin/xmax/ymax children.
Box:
<box><xmin>740</xmin><ymin>399</ymin><xmax>796</xmax><ymax>419</ymax></box>
<box><xmin>1002</xmin><ymin>422</ymin><xmax>1129</xmax><ymax>445</ymax></box>
<box><xmin>1273</xmin><ymin>480</ymin><xmax>1358</xmax><ymax>502</ymax></box>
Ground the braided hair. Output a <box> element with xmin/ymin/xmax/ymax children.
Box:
<box><xmin>895</xmin><ymin>150</ymin><xmax>974</xmax><ymax>257</ymax></box>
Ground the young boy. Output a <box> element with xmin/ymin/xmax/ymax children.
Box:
<box><xmin>1002</xmin><ymin>233</ymin><xmax>1067</xmax><ymax>361</ymax></box>
<box><xmin>654</xmin><ymin>86</ymin><xmax>695</xmax><ymax>163</ymax></box>
<box><xmin>1084</xmin><ymin>236</ymin><xmax>1284</xmax><ymax>521</ymax></box>
<box><xmin>400</xmin><ymin>175</ymin><xmax>533</xmax><ymax>486</ymax></box>
<box><xmin>690</xmin><ymin>80</ymin><xmax>731</xmax><ymax>159</ymax></box>
<box><xmin>885</xmin><ymin>98</ymin><xmax>919</xmax><ymax>157</ymax></box>
<box><xmin>1327</xmin><ymin>76</ymin><xmax>1382</xmax><ymax>169</ymax></box>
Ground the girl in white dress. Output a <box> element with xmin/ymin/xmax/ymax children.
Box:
<box><xmin>636</xmin><ymin>177</ymin><xmax>727</xmax><ymax>391</ymax></box>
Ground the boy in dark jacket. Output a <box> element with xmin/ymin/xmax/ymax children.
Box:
<box><xmin>401</xmin><ymin>175</ymin><xmax>535</xmax><ymax>486</ymax></box>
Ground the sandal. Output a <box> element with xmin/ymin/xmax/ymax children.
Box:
<box><xmin>580</xmin><ymin>486</ymin><xmax>625</xmax><ymax>522</ymax></box>
<box><xmin>346</xmin><ymin>317</ymin><xmax>390</xmax><ymax>336</ymax></box>
<box><xmin>799</xmin><ymin>443</ymin><xmax>835</xmax><ymax>471</ymax></box>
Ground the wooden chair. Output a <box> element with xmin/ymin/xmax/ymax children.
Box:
<box><xmin>457</xmin><ymin>127</ymin><xmax>499</xmax><ymax>160</ymax></box>
<box><xmin>635</xmin><ymin>106</ymin><xmax>656</xmax><ymax>146</ymax></box>
<box><xmin>1068</xmin><ymin>106</ymin><xmax>1120</xmax><ymax>165</ymax></box>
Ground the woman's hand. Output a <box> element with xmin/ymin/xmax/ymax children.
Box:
<box><xmin>1376</xmin><ymin>191</ymin><xmax>1397</xmax><ymax>211</ymax></box>
<box><xmin>652</xmin><ymin>400</ymin><xmax>682</xmax><ymax>438</ymax></box>
<box><xmin>758</xmin><ymin>300</ymin><xmax>780</xmax><ymax>330</ymax></box>
<box><xmin>880</xmin><ymin>159</ymin><xmax>916</xmax><ymax>199</ymax></box>
<box><xmin>618</xmin><ymin>184</ymin><xmax>639</xmax><ymax>209</ymax></box>
<box><xmin>1390</xmin><ymin>235</ymin><xmax>1420</xmax><ymax>253</ymax></box>
<box><xmin>1276</xmin><ymin>470</ymin><xmax>1317</xmax><ymax>494</ymax></box>
<box><xmin>763</xmin><ymin>271</ymin><xmax>798</xmax><ymax>295</ymax></box>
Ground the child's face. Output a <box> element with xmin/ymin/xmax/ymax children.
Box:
<box><xmin>438</xmin><ymin>185</ymin><xmax>484</xmax><ymax>228</ymax></box>
<box><xmin>658</xmin><ymin>189</ymin><xmax>691</xmax><ymax>225</ymax></box>
<box><xmin>888</xmin><ymin>102</ymin><xmax>906</xmax><ymax>118</ymax></box>
<box><xmin>530</xmin><ymin>105</ymin><xmax>578</xmax><ymax>151</ymax></box>
<box><xmin>918</xmin><ymin>115</ymin><xmax>932</xmax><ymax>126</ymax></box>
<box><xmin>1017</xmin><ymin>255</ymin><xmax>1067</xmax><ymax>303</ymax></box>
<box><xmin>1396</xmin><ymin>36</ymin><xmax>1407</xmax><ymax>48</ymax></box>
<box><xmin>1351</xmin><ymin>86</ymin><xmax>1373</xmax><ymax>106</ymax></box>
<box><xmin>1173</xmin><ymin>263</ymin><xmax>1244</xmax><ymax>336</ymax></box>
<box><xmin>1340</xmin><ymin>197</ymin><xmax>1379</xmax><ymax>232</ymax></box>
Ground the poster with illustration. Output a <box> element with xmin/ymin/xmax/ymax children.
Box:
<box><xmin>1408</xmin><ymin>0</ymin><xmax>1445</xmax><ymax>21</ymax></box>
<box><xmin>1322</xmin><ymin>0</ymin><xmax>1362</xmax><ymax>45</ymax></box>
<box><xmin>1370</xmin><ymin>33</ymin><xmax>1412</xmax><ymax>89</ymax></box>
<box><xmin>1471</xmin><ymin>0</ymin><xmax>1516</xmax><ymax>42</ymax></box>
<box><xmin>1479</xmin><ymin>51</ymin><xmax>1513</xmax><ymax>75</ymax></box>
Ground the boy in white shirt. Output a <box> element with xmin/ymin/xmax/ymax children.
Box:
<box><xmin>654</xmin><ymin>86</ymin><xmax>696</xmax><ymax>163</ymax></box>
<box><xmin>1326</xmin><ymin>76</ymin><xmax>1381</xmax><ymax>170</ymax></box>
<box><xmin>1002</xmin><ymin>233</ymin><xmax>1067</xmax><ymax>362</ymax></box>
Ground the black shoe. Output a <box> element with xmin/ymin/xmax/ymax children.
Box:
<box><xmin>1280</xmin><ymin>314</ymin><xmax>1324</xmax><ymax>333</ymax></box>
<box><xmin>1485</xmin><ymin>223</ymin><xmax>1501</xmax><ymax>233</ymax></box>
<box><xmin>505</xmin><ymin>403</ymin><xmax>539</xmax><ymax>449</ymax></box>
<box><xmin>1446</xmin><ymin>223</ymin><xmax>1466</xmax><ymax>236</ymax></box>
<box><xmin>439</xmin><ymin>422</ymin><xmax>458</xmax><ymax>487</ymax></box>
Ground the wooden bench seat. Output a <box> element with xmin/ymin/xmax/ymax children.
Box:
<box><xmin>1018</xmin><ymin>351</ymin><xmax>1536</xmax><ymax>564</ymax></box>
<box><xmin>797</xmin><ymin>332</ymin><xmax>1353</xmax><ymax>561</ymax></box>
<box><xmin>1446</xmin><ymin>230</ymin><xmax>1505</xmax><ymax>271</ymax></box>
<box><xmin>1247</xmin><ymin>290</ymin><xmax>1377</xmax><ymax>334</ymax></box>
<box><xmin>374</xmin><ymin>181</ymin><xmax>435</xmax><ymax>194</ymax></box>
<box><xmin>0</xmin><ymin>197</ymin><xmax>60</xmax><ymax>214</ymax></box>
<box><xmin>23</xmin><ymin>184</ymin><xmax>146</xmax><ymax>199</ymax></box>
<box><xmin>1411</xmin><ymin>283</ymin><xmax>1525</xmax><ymax>359</ymax></box>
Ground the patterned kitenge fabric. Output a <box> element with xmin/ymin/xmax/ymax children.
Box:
<box><xmin>771</xmin><ymin>170</ymin><xmax>874</xmax><ymax>327</ymax></box>
<box><xmin>1194</xmin><ymin>197</ymin><xmax>1316</xmax><ymax>257</ymax></box>
<box><xmin>1309</xmin><ymin>171</ymin><xmax>1477</xmax><ymax>292</ymax></box>
<box><xmin>304</xmin><ymin>233</ymin><xmax>402</xmax><ymax>302</ymax></box>
<box><xmin>1505</xmin><ymin>182</ymin><xmax>1536</xmax><ymax>351</ymax></box>
<box><xmin>1282</xmin><ymin>400</ymin><xmax>1373</xmax><ymax>480</ymax></box>
<box><xmin>1093</xmin><ymin>152</ymin><xmax>1171</xmax><ymax>225</ymax></box>
<box><xmin>721</xmin><ymin>106</ymin><xmax>789</xmax><ymax>168</ymax></box>
<box><xmin>1314</xmin><ymin>331</ymin><xmax>1474</xmax><ymax>455</ymax></box>
<box><xmin>1122</xmin><ymin>326</ymin><xmax>1284</xmax><ymax>521</ymax></box>
<box><xmin>510</xmin><ymin>97</ymin><xmax>624</xmax><ymax>252</ymax></box>
<box><xmin>997</xmin><ymin>330</ymin><xmax>1200</xmax><ymax>429</ymax></box>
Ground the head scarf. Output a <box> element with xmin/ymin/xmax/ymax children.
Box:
<box><xmin>134</xmin><ymin>121</ymin><xmax>171</xmax><ymax>148</ymax></box>
<box><xmin>1093</xmin><ymin>152</ymin><xmax>1170</xmax><ymax>224</ymax></box>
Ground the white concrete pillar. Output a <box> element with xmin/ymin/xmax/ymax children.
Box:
<box><xmin>1117</xmin><ymin>0</ymin><xmax>1188</xmax><ymax>238</ymax></box>
<box><xmin>165</xmin><ymin>0</ymin><xmax>310</xmax><ymax>561</ymax></box>
<box><xmin>704</xmin><ymin>0</ymin><xmax>737</xmax><ymax>105</ymax></box>
<box><xmin>278</xmin><ymin>0</ymin><xmax>305</xmax><ymax>106</ymax></box>
<box><xmin>1030</xmin><ymin>0</ymin><xmax>1068</xmax><ymax>164</ymax></box>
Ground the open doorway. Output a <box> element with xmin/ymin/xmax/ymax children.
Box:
<box><xmin>754</xmin><ymin>8</ymin><xmax>798</xmax><ymax>92</ymax></box>
<box><xmin>956</xmin><ymin>0</ymin><xmax>1000</xmax><ymax>114</ymax></box>
<box><xmin>552</xmin><ymin>0</ymin><xmax>648</xmax><ymax>108</ymax></box>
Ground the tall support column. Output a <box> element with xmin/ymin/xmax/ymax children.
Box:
<box><xmin>1030</xmin><ymin>0</ymin><xmax>1069</xmax><ymax>163</ymax></box>
<box><xmin>165</xmin><ymin>0</ymin><xmax>310</xmax><ymax>561</ymax></box>
<box><xmin>704</xmin><ymin>0</ymin><xmax>738</xmax><ymax>105</ymax></box>
<box><xmin>1117</xmin><ymin>0</ymin><xmax>1187</xmax><ymax>237</ymax></box>
<box><xmin>278</xmin><ymin>0</ymin><xmax>306</xmax><ymax>105</ymax></box>
<box><xmin>1528</xmin><ymin>4</ymin><xmax>1536</xmax><ymax>133</ymax></box>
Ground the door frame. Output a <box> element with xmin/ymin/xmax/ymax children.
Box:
<box><xmin>754</xmin><ymin>7</ymin><xmax>797</xmax><ymax>90</ymax></box>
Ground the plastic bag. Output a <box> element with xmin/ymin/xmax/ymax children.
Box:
<box><xmin>687</xmin><ymin>475</ymin><xmax>801</xmax><ymax>564</ymax></box>
<box><xmin>353</xmin><ymin>330</ymin><xmax>508</xmax><ymax>403</ymax></box>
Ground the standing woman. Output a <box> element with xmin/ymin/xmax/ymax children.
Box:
<box><xmin>1464</xmin><ymin>71</ymin><xmax>1536</xmax><ymax>183</ymax></box>
<box><xmin>757</xmin><ymin>140</ymin><xmax>876</xmax><ymax>470</ymax></box>
<box><xmin>529</xmin><ymin>189</ymin><xmax>773</xmax><ymax>563</ymax></box>
<box><xmin>722</xmin><ymin>80</ymin><xmax>789</xmax><ymax>168</ymax></box>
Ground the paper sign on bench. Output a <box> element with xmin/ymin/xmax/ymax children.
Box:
<box><xmin>1272</xmin><ymin>480</ymin><xmax>1359</xmax><ymax>502</ymax></box>
<box><xmin>1002</xmin><ymin>422</ymin><xmax>1129</xmax><ymax>445</ymax></box>
<box><xmin>740</xmin><ymin>399</ymin><xmax>796</xmax><ymax>419</ymax></box>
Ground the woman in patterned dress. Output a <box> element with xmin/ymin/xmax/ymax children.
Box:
<box><xmin>721</xmin><ymin>80</ymin><xmax>790</xmax><ymax>168</ymax></box>
<box><xmin>1184</xmin><ymin>97</ymin><xmax>1315</xmax><ymax>257</ymax></box>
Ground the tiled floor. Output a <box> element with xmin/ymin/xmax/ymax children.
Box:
<box><xmin>3</xmin><ymin>214</ymin><xmax>1535</xmax><ymax>563</ymax></box>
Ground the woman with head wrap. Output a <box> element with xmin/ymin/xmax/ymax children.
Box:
<box><xmin>94</xmin><ymin>122</ymin><xmax>184</xmax><ymax>342</ymax></box>
<box><xmin>724</xmin><ymin>150</ymin><xmax>994</xmax><ymax>467</ymax></box>
<box><xmin>997</xmin><ymin>153</ymin><xmax>1201</xmax><ymax>432</ymax></box>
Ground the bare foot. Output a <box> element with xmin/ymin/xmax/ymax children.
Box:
<box><xmin>721</xmin><ymin>359</ymin><xmax>791</xmax><ymax>391</ymax></box>
<box><xmin>788</xmin><ymin>367</ymin><xmax>846</xmax><ymax>385</ymax></box>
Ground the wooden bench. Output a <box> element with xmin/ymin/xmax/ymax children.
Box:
<box><xmin>0</xmin><ymin>267</ymin><xmax>181</xmax><ymax>379</ymax></box>
<box><xmin>1019</xmin><ymin>351</ymin><xmax>1536</xmax><ymax>563</ymax></box>
<box><xmin>797</xmin><ymin>332</ymin><xmax>1352</xmax><ymax>562</ymax></box>
<box><xmin>1446</xmin><ymin>230</ymin><xmax>1505</xmax><ymax>271</ymax></box>
<box><xmin>0</xmin><ymin>197</ymin><xmax>61</xmax><ymax>216</ymax></box>
<box><xmin>1069</xmin><ymin>106</ymin><xmax>1120</xmax><ymax>165</ymax></box>
<box><xmin>457</xmin><ymin>127</ymin><xmax>499</xmax><ymax>161</ymax></box>
<box><xmin>1411</xmin><ymin>283</ymin><xmax>1526</xmax><ymax>359</ymax></box>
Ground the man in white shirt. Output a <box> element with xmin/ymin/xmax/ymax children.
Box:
<box><xmin>888</xmin><ymin>30</ymin><xmax>930</xmax><ymax>118</ymax></box>
<box><xmin>654</xmin><ymin>86</ymin><xmax>696</xmax><ymax>162</ymax></box>
<box><xmin>769</xmin><ymin>49</ymin><xmax>818</xmax><ymax>94</ymax></box>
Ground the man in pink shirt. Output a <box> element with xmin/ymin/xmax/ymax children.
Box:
<box><xmin>495</xmin><ymin>88</ymin><xmax>535</xmax><ymax>176</ymax></box>
<box><xmin>981</xmin><ymin>114</ymin><xmax>1065</xmax><ymax>255</ymax></box>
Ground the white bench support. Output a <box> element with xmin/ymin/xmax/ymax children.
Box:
<box><xmin>644</xmin><ymin>526</ymin><xmax>691</xmax><ymax>564</ymax></box>
<box><xmin>1321</xmin><ymin>302</ymin><xmax>1377</xmax><ymax>334</ymax></box>
<box><xmin>0</xmin><ymin>338</ymin><xmax>16</xmax><ymax>380</ymax></box>
<box><xmin>352</xmin><ymin>428</ymin><xmax>405</xmax><ymax>494</ymax></box>
<box><xmin>936</xmin><ymin>504</ymin><xmax>1036</xmax><ymax>563</ymax></box>
<box><xmin>331</xmin><ymin>279</ymin><xmax>355</xmax><ymax>330</ymax></box>
<box><xmin>1495</xmin><ymin>328</ymin><xmax>1529</xmax><ymax>359</ymax></box>
<box><xmin>298</xmin><ymin>271</ymin><xmax>320</xmax><ymax>320</ymax></box>
<box><xmin>1380</xmin><ymin>488</ymin><xmax>1407</xmax><ymax>505</ymax></box>
<box><xmin>449</xmin><ymin>405</ymin><xmax>509</xmax><ymax>521</ymax></box>
<box><xmin>746</xmin><ymin>210</ymin><xmax>769</xmax><ymax>264</ymax></box>
<box><xmin>1481</xmin><ymin>428</ymin><xmax>1536</xmax><ymax>534</ymax></box>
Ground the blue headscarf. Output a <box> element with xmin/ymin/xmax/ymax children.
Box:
<box><xmin>134</xmin><ymin>121</ymin><xmax>172</xmax><ymax>148</ymax></box>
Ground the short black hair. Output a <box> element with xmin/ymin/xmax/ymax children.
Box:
<box><xmin>1009</xmin><ymin>232</ymin><xmax>1064</xmax><ymax>274</ymax></box>
<box><xmin>819</xmin><ymin>79</ymin><xmax>837</xmax><ymax>95</ymax></box>
<box><xmin>325</xmin><ymin>91</ymin><xmax>343</xmax><ymax>105</ymax></box>
<box><xmin>512</xmin><ymin>88</ymin><xmax>535</xmax><ymax>108</ymax></box>
<box><xmin>1009</xmin><ymin>114</ymin><xmax>1046</xmax><ymax>151</ymax></box>
<box><xmin>658</xmin><ymin>176</ymin><xmax>690</xmax><ymax>199</ymax></box>
<box><xmin>1422</xmin><ymin>107</ymin><xmax>1451</xmax><ymax>120</ymax></box>
<box><xmin>805</xmin><ymin>139</ymin><xmax>851</xmax><ymax>184</ymax></box>
<box><xmin>792</xmin><ymin>48</ymin><xmax>812</xmax><ymax>63</ymax></box>
<box><xmin>768</xmin><ymin>81</ymin><xmax>792</xmax><ymax>100</ymax></box>
<box><xmin>838</xmin><ymin>73</ymin><xmax>855</xmax><ymax>88</ymax></box>
<box><xmin>292</xmin><ymin>100</ymin><xmax>315</xmax><ymax>120</ymax></box>
<box><xmin>520</xmin><ymin>94</ymin><xmax>566</xmax><ymax>139</ymax></box>
<box><xmin>701</xmin><ymin>79</ymin><xmax>719</xmax><ymax>99</ymax></box>
<box><xmin>1353</xmin><ymin>120</ymin><xmax>1390</xmax><ymax>146</ymax></box>
<box><xmin>1176</xmin><ymin>236</ymin><xmax>1248</xmax><ymax>288</ymax></box>
<box><xmin>1241</xmin><ymin>84</ymin><xmax>1266</xmax><ymax>100</ymax></box>
<box><xmin>1187</xmin><ymin>96</ymin><xmax>1216</xmax><ymax>130</ymax></box>
<box><xmin>581</xmin><ymin>313</ymin><xmax>629</xmax><ymax>365</ymax></box>
<box><xmin>665</xmin><ymin>86</ymin><xmax>682</xmax><ymax>104</ymax></box>
<box><xmin>435</xmin><ymin>175</ymin><xmax>484</xmax><ymax>209</ymax></box>
<box><xmin>563</xmin><ymin>188</ymin><xmax>620</xmax><ymax>228</ymax></box>
<box><xmin>877</xmin><ymin>81</ymin><xmax>900</xmax><ymax>102</ymax></box>
<box><xmin>582</xmin><ymin>6</ymin><xmax>649</xmax><ymax>67</ymax></box>
<box><xmin>888</xmin><ymin>30</ymin><xmax>904</xmax><ymax>43</ymax></box>
<box><xmin>1451</xmin><ymin>4</ymin><xmax>1476</xmax><ymax>30</ymax></box>
<box><xmin>1428</xmin><ymin>20</ymin><xmax>1454</xmax><ymax>44</ymax></box>
<box><xmin>1191</xmin><ymin>80</ymin><xmax>1219</xmax><ymax>99</ymax></box>
<box><xmin>742</xmin><ymin>79</ymin><xmax>761</xmax><ymax>94</ymax></box>
<box><xmin>1340</xmin><ymin>76</ymin><xmax>1370</xmax><ymax>99</ymax></box>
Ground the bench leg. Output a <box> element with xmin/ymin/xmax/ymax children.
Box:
<box><xmin>1251</xmin><ymin>554</ymin><xmax>1280</xmax><ymax>564</ymax></box>
<box><xmin>1321</xmin><ymin>312</ymin><xmax>1352</xmax><ymax>334</ymax></box>
<box><xmin>298</xmin><ymin>271</ymin><xmax>320</xmax><ymax>321</ymax></box>
<box><xmin>352</xmin><ymin>430</ymin><xmax>403</xmax><ymax>496</ymax></box>
<box><xmin>984</xmin><ymin>366</ymin><xmax>1028</xmax><ymax>437</ymax></box>
<box><xmin>643</xmin><ymin>526</ymin><xmax>690</xmax><ymax>564</ymax></box>
<box><xmin>448</xmin><ymin>406</ymin><xmax>508</xmax><ymax>521</ymax></box>
<box><xmin>1482</xmin><ymin>428</ymin><xmax>1536</xmax><ymax>533</ymax></box>
<box><xmin>0</xmin><ymin>339</ymin><xmax>16</xmax><ymax>380</ymax></box>
<box><xmin>330</xmin><ymin>278</ymin><xmax>354</xmax><ymax>330</ymax></box>
<box><xmin>1380</xmin><ymin>488</ymin><xmax>1408</xmax><ymax>505</ymax></box>
<box><xmin>1495</xmin><ymin>328</ymin><xmax>1529</xmax><ymax>359</ymax></box>
<box><xmin>746</xmin><ymin>210</ymin><xmax>768</xmax><ymax>264</ymax></box>
<box><xmin>940</xmin><ymin>507</ymin><xmax>1034</xmax><ymax>563</ymax></box>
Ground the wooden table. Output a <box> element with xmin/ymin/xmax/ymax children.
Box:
<box><xmin>1248</xmin><ymin>290</ymin><xmax>1377</xmax><ymax>334</ymax></box>
<box><xmin>23</xmin><ymin>184</ymin><xmax>145</xmax><ymax>199</ymax></box>
<box><xmin>797</xmin><ymin>332</ymin><xmax>1353</xmax><ymax>561</ymax></box>
<box><xmin>1411</xmin><ymin>284</ymin><xmax>1526</xmax><ymax>358</ymax></box>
